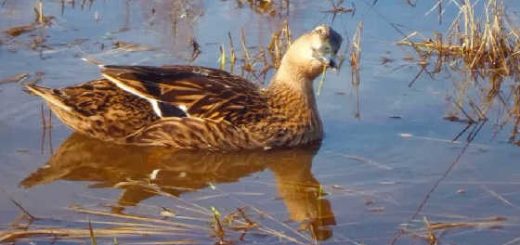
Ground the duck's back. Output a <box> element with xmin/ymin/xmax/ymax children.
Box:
<box><xmin>27</xmin><ymin>65</ymin><xmax>272</xmax><ymax>150</ymax></box>
<box><xmin>101</xmin><ymin>65</ymin><xmax>270</xmax><ymax>126</ymax></box>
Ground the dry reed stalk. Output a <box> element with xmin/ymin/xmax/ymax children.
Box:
<box><xmin>227</xmin><ymin>32</ymin><xmax>237</xmax><ymax>72</ymax></box>
<box><xmin>71</xmin><ymin>206</ymin><xmax>207</xmax><ymax>231</ymax></box>
<box><xmin>238</xmin><ymin>28</ymin><xmax>261</xmax><ymax>81</ymax></box>
<box><xmin>0</xmin><ymin>227</ymin><xmax>188</xmax><ymax>243</ymax></box>
<box><xmin>350</xmin><ymin>22</ymin><xmax>363</xmax><ymax>72</ymax></box>
<box><xmin>210</xmin><ymin>207</ymin><xmax>227</xmax><ymax>244</ymax></box>
<box><xmin>216</xmin><ymin>21</ymin><xmax>292</xmax><ymax>84</ymax></box>
<box><xmin>218</xmin><ymin>45</ymin><xmax>226</xmax><ymax>71</ymax></box>
<box><xmin>35</xmin><ymin>0</ymin><xmax>44</xmax><ymax>25</ymax></box>
<box><xmin>9</xmin><ymin>198</ymin><xmax>37</xmax><ymax>221</ymax></box>
<box><xmin>88</xmin><ymin>219</ymin><xmax>97</xmax><ymax>245</ymax></box>
<box><xmin>510</xmin><ymin>85</ymin><xmax>520</xmax><ymax>143</ymax></box>
<box><xmin>400</xmin><ymin>216</ymin><xmax>506</xmax><ymax>245</ymax></box>
<box><xmin>0</xmin><ymin>73</ymin><xmax>30</xmax><ymax>85</ymax></box>
<box><xmin>350</xmin><ymin>22</ymin><xmax>363</xmax><ymax>118</ymax></box>
<box><xmin>267</xmin><ymin>20</ymin><xmax>292</xmax><ymax>69</ymax></box>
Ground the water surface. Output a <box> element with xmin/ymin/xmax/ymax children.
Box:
<box><xmin>1</xmin><ymin>1</ymin><xmax>520</xmax><ymax>244</ymax></box>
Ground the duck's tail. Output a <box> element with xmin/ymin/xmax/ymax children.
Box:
<box><xmin>25</xmin><ymin>84</ymin><xmax>73</xmax><ymax>113</ymax></box>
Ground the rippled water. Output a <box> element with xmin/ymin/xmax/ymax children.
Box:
<box><xmin>1</xmin><ymin>0</ymin><xmax>520</xmax><ymax>244</ymax></box>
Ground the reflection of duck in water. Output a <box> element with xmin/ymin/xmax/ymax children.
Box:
<box><xmin>25</xmin><ymin>25</ymin><xmax>342</xmax><ymax>151</ymax></box>
<box><xmin>21</xmin><ymin>133</ymin><xmax>336</xmax><ymax>240</ymax></box>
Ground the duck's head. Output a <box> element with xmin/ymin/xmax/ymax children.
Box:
<box><xmin>277</xmin><ymin>25</ymin><xmax>343</xmax><ymax>81</ymax></box>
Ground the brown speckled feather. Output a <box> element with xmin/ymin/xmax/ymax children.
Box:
<box><xmin>102</xmin><ymin>65</ymin><xmax>269</xmax><ymax>125</ymax></box>
<box><xmin>125</xmin><ymin>117</ymin><xmax>263</xmax><ymax>150</ymax></box>
<box><xmin>26</xmin><ymin>79</ymin><xmax>159</xmax><ymax>140</ymax></box>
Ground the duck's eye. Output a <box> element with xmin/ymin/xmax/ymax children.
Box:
<box><xmin>312</xmin><ymin>47</ymin><xmax>319</xmax><ymax>55</ymax></box>
<box><xmin>318</xmin><ymin>45</ymin><xmax>331</xmax><ymax>54</ymax></box>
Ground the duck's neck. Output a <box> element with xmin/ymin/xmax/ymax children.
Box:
<box><xmin>267</xmin><ymin>61</ymin><xmax>322</xmax><ymax>132</ymax></box>
<box><xmin>269</xmin><ymin>60</ymin><xmax>317</xmax><ymax>104</ymax></box>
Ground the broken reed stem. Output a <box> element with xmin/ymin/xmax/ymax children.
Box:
<box><xmin>0</xmin><ymin>227</ymin><xmax>182</xmax><ymax>243</ymax></box>
<box><xmin>9</xmin><ymin>198</ymin><xmax>37</xmax><ymax>221</ymax></box>
<box><xmin>35</xmin><ymin>0</ymin><xmax>44</xmax><ymax>25</ymax></box>
<box><xmin>228</xmin><ymin>32</ymin><xmax>237</xmax><ymax>72</ymax></box>
<box><xmin>350</xmin><ymin>21</ymin><xmax>363</xmax><ymax>73</ymax></box>
<box><xmin>71</xmin><ymin>206</ymin><xmax>207</xmax><ymax>230</ymax></box>
<box><xmin>510</xmin><ymin>85</ymin><xmax>520</xmax><ymax>143</ymax></box>
<box><xmin>416</xmin><ymin>216</ymin><xmax>506</xmax><ymax>237</ymax></box>
<box><xmin>236</xmin><ymin>207</ymin><xmax>255</xmax><ymax>227</ymax></box>
<box><xmin>423</xmin><ymin>217</ymin><xmax>437</xmax><ymax>245</ymax></box>
<box><xmin>218</xmin><ymin>45</ymin><xmax>226</xmax><ymax>70</ymax></box>
<box><xmin>88</xmin><ymin>219</ymin><xmax>98</xmax><ymax>245</ymax></box>
<box><xmin>269</xmin><ymin>32</ymin><xmax>281</xmax><ymax>68</ymax></box>
<box><xmin>240</xmin><ymin>28</ymin><xmax>252</xmax><ymax>74</ymax></box>
<box><xmin>210</xmin><ymin>206</ymin><xmax>226</xmax><ymax>244</ymax></box>
<box><xmin>283</xmin><ymin>20</ymin><xmax>292</xmax><ymax>45</ymax></box>
<box><xmin>190</xmin><ymin>38</ymin><xmax>201</xmax><ymax>62</ymax></box>
<box><xmin>351</xmin><ymin>22</ymin><xmax>363</xmax><ymax>118</ymax></box>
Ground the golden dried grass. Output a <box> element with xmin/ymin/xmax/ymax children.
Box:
<box><xmin>399</xmin><ymin>0</ymin><xmax>520</xmax><ymax>144</ymax></box>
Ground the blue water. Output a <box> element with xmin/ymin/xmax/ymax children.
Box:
<box><xmin>1</xmin><ymin>0</ymin><xmax>520</xmax><ymax>244</ymax></box>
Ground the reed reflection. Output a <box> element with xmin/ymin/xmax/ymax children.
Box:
<box><xmin>20</xmin><ymin>133</ymin><xmax>336</xmax><ymax>240</ymax></box>
<box><xmin>139</xmin><ymin>0</ymin><xmax>204</xmax><ymax>62</ymax></box>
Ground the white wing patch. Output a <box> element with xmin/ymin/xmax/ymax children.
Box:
<box><xmin>103</xmin><ymin>73</ymin><xmax>189</xmax><ymax>118</ymax></box>
<box><xmin>103</xmin><ymin>73</ymin><xmax>163</xmax><ymax>117</ymax></box>
<box><xmin>103</xmin><ymin>73</ymin><xmax>151</xmax><ymax>100</ymax></box>
<box><xmin>178</xmin><ymin>105</ymin><xmax>188</xmax><ymax>113</ymax></box>
<box><xmin>149</xmin><ymin>99</ymin><xmax>163</xmax><ymax>117</ymax></box>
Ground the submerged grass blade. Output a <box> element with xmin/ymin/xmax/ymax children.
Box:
<box><xmin>316</xmin><ymin>65</ymin><xmax>328</xmax><ymax>96</ymax></box>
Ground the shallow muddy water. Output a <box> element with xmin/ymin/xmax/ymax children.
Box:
<box><xmin>1</xmin><ymin>0</ymin><xmax>520</xmax><ymax>244</ymax></box>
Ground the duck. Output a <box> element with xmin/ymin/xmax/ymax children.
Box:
<box><xmin>25</xmin><ymin>25</ymin><xmax>343</xmax><ymax>151</ymax></box>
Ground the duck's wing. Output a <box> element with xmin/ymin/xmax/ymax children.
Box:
<box><xmin>101</xmin><ymin>65</ymin><xmax>269</xmax><ymax>125</ymax></box>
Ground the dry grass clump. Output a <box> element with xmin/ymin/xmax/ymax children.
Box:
<box><xmin>399</xmin><ymin>0</ymin><xmax>520</xmax><ymax>144</ymax></box>
<box><xmin>218</xmin><ymin>21</ymin><xmax>292</xmax><ymax>84</ymax></box>
<box><xmin>235</xmin><ymin>0</ymin><xmax>290</xmax><ymax>17</ymax></box>
<box><xmin>267</xmin><ymin>21</ymin><xmax>292</xmax><ymax>69</ymax></box>
<box><xmin>3</xmin><ymin>0</ymin><xmax>54</xmax><ymax>37</ymax></box>
<box><xmin>0</xmin><ymin>200</ymin><xmax>313</xmax><ymax>244</ymax></box>
<box><xmin>400</xmin><ymin>0</ymin><xmax>520</xmax><ymax>78</ymax></box>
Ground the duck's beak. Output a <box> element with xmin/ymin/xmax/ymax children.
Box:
<box><xmin>326</xmin><ymin>54</ymin><xmax>338</xmax><ymax>69</ymax></box>
<box><xmin>313</xmin><ymin>48</ymin><xmax>337</xmax><ymax>70</ymax></box>
<box><xmin>319</xmin><ymin>53</ymin><xmax>338</xmax><ymax>70</ymax></box>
